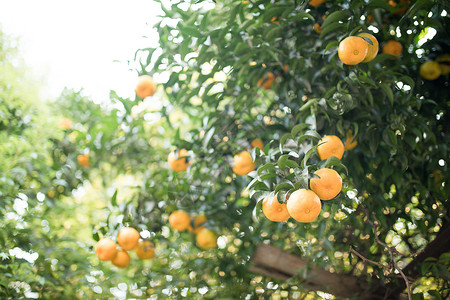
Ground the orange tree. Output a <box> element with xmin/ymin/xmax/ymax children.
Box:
<box><xmin>1</xmin><ymin>0</ymin><xmax>449</xmax><ymax>299</ymax></box>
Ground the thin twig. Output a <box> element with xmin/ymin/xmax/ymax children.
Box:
<box><xmin>349</xmin><ymin>246</ymin><xmax>390</xmax><ymax>269</ymax></box>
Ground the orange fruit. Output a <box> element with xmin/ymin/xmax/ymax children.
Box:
<box><xmin>95</xmin><ymin>238</ymin><xmax>117</xmax><ymax>261</ymax></box>
<box><xmin>58</xmin><ymin>118</ymin><xmax>72</xmax><ymax>130</ymax></box>
<box><xmin>111</xmin><ymin>250</ymin><xmax>130</xmax><ymax>268</ymax></box>
<box><xmin>317</xmin><ymin>135</ymin><xmax>345</xmax><ymax>160</ymax></box>
<box><xmin>314</xmin><ymin>23</ymin><xmax>323</xmax><ymax>34</ymax></box>
<box><xmin>187</xmin><ymin>215</ymin><xmax>208</xmax><ymax>234</ymax></box>
<box><xmin>358</xmin><ymin>33</ymin><xmax>379</xmax><ymax>63</ymax></box>
<box><xmin>338</xmin><ymin>36</ymin><xmax>369</xmax><ymax>65</ymax></box>
<box><xmin>389</xmin><ymin>0</ymin><xmax>410</xmax><ymax>15</ymax></box>
<box><xmin>257</xmin><ymin>72</ymin><xmax>275</xmax><ymax>90</ymax></box>
<box><xmin>135</xmin><ymin>75</ymin><xmax>157</xmax><ymax>98</ymax></box>
<box><xmin>232</xmin><ymin>151</ymin><xmax>255</xmax><ymax>176</ymax></box>
<box><xmin>310</xmin><ymin>168</ymin><xmax>342</xmax><ymax>200</ymax></box>
<box><xmin>286</xmin><ymin>189</ymin><xmax>321</xmax><ymax>223</ymax></box>
<box><xmin>77</xmin><ymin>154</ymin><xmax>90</xmax><ymax>167</ymax></box>
<box><xmin>251</xmin><ymin>138</ymin><xmax>264</xmax><ymax>151</ymax></box>
<box><xmin>382</xmin><ymin>40</ymin><xmax>402</xmax><ymax>57</ymax></box>
<box><xmin>135</xmin><ymin>241</ymin><xmax>155</xmax><ymax>259</ymax></box>
<box><xmin>168</xmin><ymin>149</ymin><xmax>190</xmax><ymax>172</ymax></box>
<box><xmin>344</xmin><ymin>130</ymin><xmax>358</xmax><ymax>151</ymax></box>
<box><xmin>420</xmin><ymin>61</ymin><xmax>441</xmax><ymax>80</ymax></box>
<box><xmin>262</xmin><ymin>193</ymin><xmax>290</xmax><ymax>222</ymax></box>
<box><xmin>196</xmin><ymin>228</ymin><xmax>218</xmax><ymax>250</ymax></box>
<box><xmin>169</xmin><ymin>210</ymin><xmax>191</xmax><ymax>231</ymax></box>
<box><xmin>117</xmin><ymin>227</ymin><xmax>140</xmax><ymax>251</ymax></box>
<box><xmin>436</xmin><ymin>55</ymin><xmax>450</xmax><ymax>75</ymax></box>
<box><xmin>309</xmin><ymin>0</ymin><xmax>326</xmax><ymax>7</ymax></box>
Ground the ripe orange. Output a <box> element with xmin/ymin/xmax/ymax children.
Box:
<box><xmin>314</xmin><ymin>23</ymin><xmax>323</xmax><ymax>34</ymax></box>
<box><xmin>111</xmin><ymin>250</ymin><xmax>130</xmax><ymax>268</ymax></box>
<box><xmin>358</xmin><ymin>33</ymin><xmax>379</xmax><ymax>63</ymax></box>
<box><xmin>187</xmin><ymin>215</ymin><xmax>208</xmax><ymax>234</ymax></box>
<box><xmin>344</xmin><ymin>130</ymin><xmax>358</xmax><ymax>151</ymax></box>
<box><xmin>77</xmin><ymin>154</ymin><xmax>90</xmax><ymax>167</ymax></box>
<box><xmin>168</xmin><ymin>149</ymin><xmax>190</xmax><ymax>172</ymax></box>
<box><xmin>309</xmin><ymin>0</ymin><xmax>326</xmax><ymax>7</ymax></box>
<box><xmin>135</xmin><ymin>241</ymin><xmax>155</xmax><ymax>259</ymax></box>
<box><xmin>262</xmin><ymin>193</ymin><xmax>290</xmax><ymax>222</ymax></box>
<box><xmin>338</xmin><ymin>36</ymin><xmax>369</xmax><ymax>65</ymax></box>
<box><xmin>58</xmin><ymin>118</ymin><xmax>72</xmax><ymax>130</ymax></box>
<box><xmin>95</xmin><ymin>238</ymin><xmax>117</xmax><ymax>261</ymax></box>
<box><xmin>196</xmin><ymin>228</ymin><xmax>218</xmax><ymax>250</ymax></box>
<box><xmin>169</xmin><ymin>210</ymin><xmax>191</xmax><ymax>231</ymax></box>
<box><xmin>232</xmin><ymin>151</ymin><xmax>255</xmax><ymax>176</ymax></box>
<box><xmin>257</xmin><ymin>72</ymin><xmax>275</xmax><ymax>90</ymax></box>
<box><xmin>135</xmin><ymin>75</ymin><xmax>157</xmax><ymax>98</ymax></box>
<box><xmin>117</xmin><ymin>227</ymin><xmax>140</xmax><ymax>251</ymax></box>
<box><xmin>251</xmin><ymin>138</ymin><xmax>264</xmax><ymax>151</ymax></box>
<box><xmin>382</xmin><ymin>40</ymin><xmax>402</xmax><ymax>57</ymax></box>
<box><xmin>317</xmin><ymin>135</ymin><xmax>345</xmax><ymax>160</ymax></box>
<box><xmin>436</xmin><ymin>55</ymin><xmax>450</xmax><ymax>75</ymax></box>
<box><xmin>286</xmin><ymin>189</ymin><xmax>321</xmax><ymax>223</ymax></box>
<box><xmin>420</xmin><ymin>61</ymin><xmax>441</xmax><ymax>80</ymax></box>
<box><xmin>310</xmin><ymin>168</ymin><xmax>342</xmax><ymax>200</ymax></box>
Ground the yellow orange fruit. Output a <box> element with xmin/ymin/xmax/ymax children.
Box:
<box><xmin>310</xmin><ymin>168</ymin><xmax>342</xmax><ymax>200</ymax></box>
<box><xmin>251</xmin><ymin>138</ymin><xmax>264</xmax><ymax>151</ymax></box>
<box><xmin>358</xmin><ymin>33</ymin><xmax>379</xmax><ymax>63</ymax></box>
<box><xmin>389</xmin><ymin>0</ymin><xmax>410</xmax><ymax>15</ymax></box>
<box><xmin>117</xmin><ymin>227</ymin><xmax>140</xmax><ymax>251</ymax></box>
<box><xmin>382</xmin><ymin>40</ymin><xmax>402</xmax><ymax>57</ymax></box>
<box><xmin>187</xmin><ymin>215</ymin><xmax>208</xmax><ymax>234</ymax></box>
<box><xmin>232</xmin><ymin>151</ymin><xmax>255</xmax><ymax>176</ymax></box>
<box><xmin>169</xmin><ymin>210</ymin><xmax>191</xmax><ymax>232</ymax></box>
<box><xmin>309</xmin><ymin>0</ymin><xmax>326</xmax><ymax>7</ymax></box>
<box><xmin>317</xmin><ymin>135</ymin><xmax>345</xmax><ymax>160</ymax></box>
<box><xmin>314</xmin><ymin>23</ymin><xmax>323</xmax><ymax>34</ymax></box>
<box><xmin>58</xmin><ymin>118</ymin><xmax>72</xmax><ymax>130</ymax></box>
<box><xmin>196</xmin><ymin>228</ymin><xmax>218</xmax><ymax>250</ymax></box>
<box><xmin>286</xmin><ymin>189</ymin><xmax>321</xmax><ymax>223</ymax></box>
<box><xmin>168</xmin><ymin>149</ymin><xmax>190</xmax><ymax>172</ymax></box>
<box><xmin>95</xmin><ymin>238</ymin><xmax>117</xmax><ymax>261</ymax></box>
<box><xmin>420</xmin><ymin>61</ymin><xmax>441</xmax><ymax>80</ymax></box>
<box><xmin>436</xmin><ymin>55</ymin><xmax>450</xmax><ymax>75</ymax></box>
<box><xmin>344</xmin><ymin>130</ymin><xmax>358</xmax><ymax>151</ymax></box>
<box><xmin>135</xmin><ymin>241</ymin><xmax>155</xmax><ymax>259</ymax></box>
<box><xmin>135</xmin><ymin>75</ymin><xmax>157</xmax><ymax>98</ymax></box>
<box><xmin>77</xmin><ymin>154</ymin><xmax>90</xmax><ymax>167</ymax></box>
<box><xmin>257</xmin><ymin>72</ymin><xmax>275</xmax><ymax>90</ymax></box>
<box><xmin>262</xmin><ymin>193</ymin><xmax>290</xmax><ymax>222</ymax></box>
<box><xmin>338</xmin><ymin>36</ymin><xmax>369</xmax><ymax>65</ymax></box>
<box><xmin>111</xmin><ymin>250</ymin><xmax>130</xmax><ymax>268</ymax></box>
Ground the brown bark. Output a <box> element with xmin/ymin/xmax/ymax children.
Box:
<box><xmin>250</xmin><ymin>244</ymin><xmax>365</xmax><ymax>298</ymax></box>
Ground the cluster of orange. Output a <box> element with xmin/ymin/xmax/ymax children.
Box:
<box><xmin>168</xmin><ymin>211</ymin><xmax>218</xmax><ymax>250</ymax></box>
<box><xmin>262</xmin><ymin>133</ymin><xmax>356</xmax><ymax>223</ymax></box>
<box><xmin>420</xmin><ymin>55</ymin><xmax>450</xmax><ymax>81</ymax></box>
<box><xmin>95</xmin><ymin>227</ymin><xmax>155</xmax><ymax>268</ymax></box>
<box><xmin>58</xmin><ymin>118</ymin><xmax>91</xmax><ymax>167</ymax></box>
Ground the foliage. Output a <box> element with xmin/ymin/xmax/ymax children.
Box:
<box><xmin>1</xmin><ymin>0</ymin><xmax>449</xmax><ymax>299</ymax></box>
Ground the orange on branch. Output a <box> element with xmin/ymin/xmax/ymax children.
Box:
<box><xmin>188</xmin><ymin>215</ymin><xmax>208</xmax><ymax>234</ymax></box>
<box><xmin>77</xmin><ymin>154</ymin><xmax>90</xmax><ymax>167</ymax></box>
<box><xmin>135</xmin><ymin>241</ymin><xmax>155</xmax><ymax>260</ymax></box>
<box><xmin>196</xmin><ymin>228</ymin><xmax>218</xmax><ymax>250</ymax></box>
<box><xmin>168</xmin><ymin>149</ymin><xmax>190</xmax><ymax>172</ymax></box>
<box><xmin>286</xmin><ymin>189</ymin><xmax>321</xmax><ymax>223</ymax></box>
<box><xmin>338</xmin><ymin>36</ymin><xmax>369</xmax><ymax>65</ymax></box>
<box><xmin>257</xmin><ymin>72</ymin><xmax>275</xmax><ymax>90</ymax></box>
<box><xmin>317</xmin><ymin>135</ymin><xmax>344</xmax><ymax>160</ymax></box>
<box><xmin>358</xmin><ymin>33</ymin><xmax>379</xmax><ymax>63</ymax></box>
<box><xmin>111</xmin><ymin>250</ymin><xmax>130</xmax><ymax>268</ymax></box>
<box><xmin>344</xmin><ymin>130</ymin><xmax>358</xmax><ymax>151</ymax></box>
<box><xmin>420</xmin><ymin>61</ymin><xmax>441</xmax><ymax>80</ymax></box>
<box><xmin>232</xmin><ymin>151</ymin><xmax>255</xmax><ymax>176</ymax></box>
<box><xmin>169</xmin><ymin>210</ymin><xmax>191</xmax><ymax>232</ymax></box>
<box><xmin>117</xmin><ymin>227</ymin><xmax>140</xmax><ymax>251</ymax></box>
<box><xmin>309</xmin><ymin>0</ymin><xmax>326</xmax><ymax>7</ymax></box>
<box><xmin>262</xmin><ymin>193</ymin><xmax>290</xmax><ymax>222</ymax></box>
<box><xmin>382</xmin><ymin>40</ymin><xmax>402</xmax><ymax>57</ymax></box>
<box><xmin>251</xmin><ymin>138</ymin><xmax>264</xmax><ymax>151</ymax></box>
<box><xmin>310</xmin><ymin>168</ymin><xmax>342</xmax><ymax>200</ymax></box>
<box><xmin>95</xmin><ymin>238</ymin><xmax>117</xmax><ymax>261</ymax></box>
<box><xmin>58</xmin><ymin>118</ymin><xmax>72</xmax><ymax>130</ymax></box>
<box><xmin>135</xmin><ymin>75</ymin><xmax>157</xmax><ymax>98</ymax></box>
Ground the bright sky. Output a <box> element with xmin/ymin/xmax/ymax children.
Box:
<box><xmin>0</xmin><ymin>0</ymin><xmax>161</xmax><ymax>103</ymax></box>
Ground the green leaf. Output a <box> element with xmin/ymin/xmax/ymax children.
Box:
<box><xmin>291</xmin><ymin>12</ymin><xmax>314</xmax><ymax>22</ymax></box>
<box><xmin>291</xmin><ymin>123</ymin><xmax>310</xmax><ymax>137</ymax></box>
<box><xmin>379</xmin><ymin>83</ymin><xmax>394</xmax><ymax>106</ymax></box>
<box><xmin>368</xmin><ymin>0</ymin><xmax>392</xmax><ymax>10</ymax></box>
<box><xmin>111</xmin><ymin>189</ymin><xmax>118</xmax><ymax>207</ymax></box>
<box><xmin>319</xmin><ymin>156</ymin><xmax>348</xmax><ymax>175</ymax></box>
<box><xmin>320</xmin><ymin>22</ymin><xmax>346</xmax><ymax>38</ymax></box>
<box><xmin>321</xmin><ymin>11</ymin><xmax>349</xmax><ymax>29</ymax></box>
<box><xmin>301</xmin><ymin>145</ymin><xmax>320</xmax><ymax>168</ymax></box>
<box><xmin>274</xmin><ymin>182</ymin><xmax>295</xmax><ymax>194</ymax></box>
<box><xmin>257</xmin><ymin>163</ymin><xmax>276</xmax><ymax>175</ymax></box>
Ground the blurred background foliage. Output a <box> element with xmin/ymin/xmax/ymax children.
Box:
<box><xmin>1</xmin><ymin>0</ymin><xmax>449</xmax><ymax>299</ymax></box>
